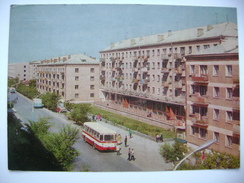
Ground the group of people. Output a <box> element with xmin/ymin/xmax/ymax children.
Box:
<box><xmin>155</xmin><ymin>134</ymin><xmax>163</xmax><ymax>143</ymax></box>
<box><xmin>116</xmin><ymin>133</ymin><xmax>136</xmax><ymax>161</ymax></box>
<box><xmin>92</xmin><ymin>114</ymin><xmax>102</xmax><ymax>121</ymax></box>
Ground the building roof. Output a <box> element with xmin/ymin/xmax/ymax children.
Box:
<box><xmin>39</xmin><ymin>53</ymin><xmax>99</xmax><ymax>65</ymax></box>
<box><xmin>101</xmin><ymin>22</ymin><xmax>238</xmax><ymax>52</ymax></box>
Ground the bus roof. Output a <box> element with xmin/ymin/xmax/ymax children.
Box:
<box><xmin>83</xmin><ymin>122</ymin><xmax>116</xmax><ymax>134</ymax></box>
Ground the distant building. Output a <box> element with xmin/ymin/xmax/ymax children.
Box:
<box><xmin>185</xmin><ymin>38</ymin><xmax>239</xmax><ymax>156</ymax></box>
<box><xmin>8</xmin><ymin>62</ymin><xmax>30</xmax><ymax>81</ymax></box>
<box><xmin>36</xmin><ymin>53</ymin><xmax>100</xmax><ymax>103</ymax></box>
<box><xmin>98</xmin><ymin>22</ymin><xmax>239</xmax><ymax>155</ymax></box>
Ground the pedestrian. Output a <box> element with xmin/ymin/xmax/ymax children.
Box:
<box><xmin>160</xmin><ymin>134</ymin><xmax>163</xmax><ymax>142</ymax></box>
<box><xmin>129</xmin><ymin>129</ymin><xmax>133</xmax><ymax>138</ymax></box>
<box><xmin>92</xmin><ymin>114</ymin><xmax>95</xmax><ymax>121</ymax></box>
<box><xmin>155</xmin><ymin>134</ymin><xmax>158</xmax><ymax>143</ymax></box>
<box><xmin>131</xmin><ymin>149</ymin><xmax>135</xmax><ymax>161</ymax></box>
<box><xmin>124</xmin><ymin>135</ymin><xmax>128</xmax><ymax>147</ymax></box>
<box><xmin>127</xmin><ymin>148</ymin><xmax>131</xmax><ymax>161</ymax></box>
<box><xmin>97</xmin><ymin>114</ymin><xmax>101</xmax><ymax>121</ymax></box>
<box><xmin>116</xmin><ymin>144</ymin><xmax>121</xmax><ymax>156</ymax></box>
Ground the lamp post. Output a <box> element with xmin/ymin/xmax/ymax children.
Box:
<box><xmin>173</xmin><ymin>139</ymin><xmax>215</xmax><ymax>170</ymax></box>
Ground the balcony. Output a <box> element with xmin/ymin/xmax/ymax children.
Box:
<box><xmin>110</xmin><ymin>57</ymin><xmax>116</xmax><ymax>62</ymax></box>
<box><xmin>161</xmin><ymin>54</ymin><xmax>169</xmax><ymax>60</ymax></box>
<box><xmin>100</xmin><ymin>75</ymin><xmax>105</xmax><ymax>80</ymax></box>
<box><xmin>192</xmin><ymin>117</ymin><xmax>209</xmax><ymax>127</ymax></box>
<box><xmin>141</xmin><ymin>67</ymin><xmax>149</xmax><ymax>72</ymax></box>
<box><xmin>161</xmin><ymin>68</ymin><xmax>170</xmax><ymax>73</ymax></box>
<box><xmin>192</xmin><ymin>74</ymin><xmax>208</xmax><ymax>82</ymax></box>
<box><xmin>132</xmin><ymin>68</ymin><xmax>139</xmax><ymax>72</ymax></box>
<box><xmin>132</xmin><ymin>78</ymin><xmax>139</xmax><ymax>84</ymax></box>
<box><xmin>100</xmin><ymin>58</ymin><xmax>105</xmax><ymax>62</ymax></box>
<box><xmin>174</xmin><ymin>53</ymin><xmax>182</xmax><ymax>60</ymax></box>
<box><xmin>140</xmin><ymin>79</ymin><xmax>150</xmax><ymax>85</ymax></box>
<box><xmin>174</xmin><ymin>81</ymin><xmax>182</xmax><ymax>88</ymax></box>
<box><xmin>190</xmin><ymin>95</ymin><xmax>209</xmax><ymax>105</ymax></box>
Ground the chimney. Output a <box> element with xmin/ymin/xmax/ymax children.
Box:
<box><xmin>197</xmin><ymin>28</ymin><xmax>204</xmax><ymax>37</ymax></box>
<box><xmin>68</xmin><ymin>55</ymin><xmax>71</xmax><ymax>59</ymax></box>
<box><xmin>168</xmin><ymin>30</ymin><xmax>172</xmax><ymax>37</ymax></box>
<box><xmin>63</xmin><ymin>57</ymin><xmax>67</xmax><ymax>62</ymax></box>
<box><xmin>207</xmin><ymin>25</ymin><xmax>213</xmax><ymax>31</ymax></box>
<box><xmin>157</xmin><ymin>35</ymin><xmax>164</xmax><ymax>42</ymax></box>
<box><xmin>58</xmin><ymin>57</ymin><xmax>61</xmax><ymax>61</ymax></box>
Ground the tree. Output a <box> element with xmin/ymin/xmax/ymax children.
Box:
<box><xmin>70</xmin><ymin>103</ymin><xmax>91</xmax><ymax>125</ymax></box>
<box><xmin>64</xmin><ymin>101</ymin><xmax>75</xmax><ymax>111</ymax></box>
<box><xmin>159</xmin><ymin>140</ymin><xmax>188</xmax><ymax>164</ymax></box>
<box><xmin>41</xmin><ymin>92</ymin><xmax>60</xmax><ymax>111</ymax></box>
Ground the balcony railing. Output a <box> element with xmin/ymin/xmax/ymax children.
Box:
<box><xmin>192</xmin><ymin>74</ymin><xmax>208</xmax><ymax>82</ymax></box>
<box><xmin>161</xmin><ymin>54</ymin><xmax>169</xmax><ymax>60</ymax></box>
<box><xmin>233</xmin><ymin>124</ymin><xmax>240</xmax><ymax>135</ymax></box>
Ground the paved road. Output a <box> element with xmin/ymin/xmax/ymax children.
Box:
<box><xmin>8</xmin><ymin>92</ymin><xmax>173</xmax><ymax>171</ymax></box>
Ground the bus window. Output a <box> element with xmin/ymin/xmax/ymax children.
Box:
<box><xmin>104</xmin><ymin>135</ymin><xmax>115</xmax><ymax>141</ymax></box>
<box><xmin>100</xmin><ymin>135</ymin><xmax>103</xmax><ymax>141</ymax></box>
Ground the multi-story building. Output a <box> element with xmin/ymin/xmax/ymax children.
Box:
<box><xmin>8</xmin><ymin>62</ymin><xmax>30</xmax><ymax>81</ymax></box>
<box><xmin>98</xmin><ymin>22</ymin><xmax>238</xmax><ymax>134</ymax></box>
<box><xmin>36</xmin><ymin>53</ymin><xmax>100</xmax><ymax>103</ymax></box>
<box><xmin>29</xmin><ymin>60</ymin><xmax>40</xmax><ymax>80</ymax></box>
<box><xmin>185</xmin><ymin>38</ymin><xmax>239</xmax><ymax>156</ymax></box>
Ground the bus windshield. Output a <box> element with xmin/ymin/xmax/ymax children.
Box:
<box><xmin>104</xmin><ymin>134</ymin><xmax>115</xmax><ymax>141</ymax></box>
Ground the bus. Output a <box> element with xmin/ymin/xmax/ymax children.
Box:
<box><xmin>82</xmin><ymin>122</ymin><xmax>117</xmax><ymax>151</ymax></box>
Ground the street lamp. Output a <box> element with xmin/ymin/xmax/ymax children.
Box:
<box><xmin>173</xmin><ymin>139</ymin><xmax>215</xmax><ymax>170</ymax></box>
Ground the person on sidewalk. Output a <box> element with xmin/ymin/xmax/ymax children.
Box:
<box><xmin>129</xmin><ymin>129</ymin><xmax>133</xmax><ymax>138</ymax></box>
<box><xmin>131</xmin><ymin>149</ymin><xmax>135</xmax><ymax>161</ymax></box>
<box><xmin>124</xmin><ymin>135</ymin><xmax>128</xmax><ymax>147</ymax></box>
<box><xmin>127</xmin><ymin>148</ymin><xmax>131</xmax><ymax>161</ymax></box>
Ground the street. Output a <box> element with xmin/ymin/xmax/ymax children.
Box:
<box><xmin>8</xmin><ymin>92</ymin><xmax>173</xmax><ymax>171</ymax></box>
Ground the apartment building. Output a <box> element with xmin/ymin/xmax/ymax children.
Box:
<box><xmin>98</xmin><ymin>22</ymin><xmax>238</xmax><ymax>133</ymax></box>
<box><xmin>185</xmin><ymin>38</ymin><xmax>239</xmax><ymax>156</ymax></box>
<box><xmin>36</xmin><ymin>53</ymin><xmax>100</xmax><ymax>103</ymax></box>
<box><xmin>8</xmin><ymin>62</ymin><xmax>30</xmax><ymax>81</ymax></box>
<box><xmin>29</xmin><ymin>60</ymin><xmax>40</xmax><ymax>80</ymax></box>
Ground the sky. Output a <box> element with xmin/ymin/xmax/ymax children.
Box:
<box><xmin>8</xmin><ymin>4</ymin><xmax>238</xmax><ymax>63</ymax></box>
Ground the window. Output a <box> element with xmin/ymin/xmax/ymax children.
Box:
<box><xmin>200</xmin><ymin>65</ymin><xmax>207</xmax><ymax>75</ymax></box>
<box><xmin>90</xmin><ymin>68</ymin><xmax>95</xmax><ymax>73</ymax></box>
<box><xmin>226</xmin><ymin>135</ymin><xmax>232</xmax><ymax>147</ymax></box>
<box><xmin>199</xmin><ymin>85</ymin><xmax>207</xmax><ymax>96</ymax></box>
<box><xmin>200</xmin><ymin>106</ymin><xmax>207</xmax><ymax>117</ymax></box>
<box><xmin>226</xmin><ymin>65</ymin><xmax>232</xmax><ymax>76</ymax></box>
<box><xmin>191</xmin><ymin>126</ymin><xmax>199</xmax><ymax>135</ymax></box>
<box><xmin>188</xmin><ymin>46</ymin><xmax>192</xmax><ymax>54</ymax></box>
<box><xmin>75</xmin><ymin>93</ymin><xmax>79</xmax><ymax>98</ymax></box>
<box><xmin>213</xmin><ymin>65</ymin><xmax>219</xmax><ymax>76</ymax></box>
<box><xmin>191</xmin><ymin>85</ymin><xmax>196</xmax><ymax>94</ymax></box>
<box><xmin>204</xmin><ymin>45</ymin><xmax>210</xmax><ymax>49</ymax></box>
<box><xmin>200</xmin><ymin>128</ymin><xmax>207</xmax><ymax>138</ymax></box>
<box><xmin>214</xmin><ymin>132</ymin><xmax>220</xmax><ymax>142</ymax></box>
<box><xmin>75</xmin><ymin>85</ymin><xmax>79</xmax><ymax>89</ymax></box>
<box><xmin>180</xmin><ymin>47</ymin><xmax>185</xmax><ymax>54</ymax></box>
<box><xmin>226</xmin><ymin>111</ymin><xmax>233</xmax><ymax>122</ymax></box>
<box><xmin>75</xmin><ymin>76</ymin><xmax>79</xmax><ymax>81</ymax></box>
<box><xmin>226</xmin><ymin>88</ymin><xmax>233</xmax><ymax>99</ymax></box>
<box><xmin>196</xmin><ymin>45</ymin><xmax>200</xmax><ymax>52</ymax></box>
<box><xmin>213</xmin><ymin>109</ymin><xmax>219</xmax><ymax>120</ymax></box>
<box><xmin>75</xmin><ymin>68</ymin><xmax>79</xmax><ymax>73</ymax></box>
<box><xmin>90</xmin><ymin>76</ymin><xmax>95</xmax><ymax>81</ymax></box>
<box><xmin>214</xmin><ymin>87</ymin><xmax>220</xmax><ymax>97</ymax></box>
<box><xmin>90</xmin><ymin>93</ymin><xmax>95</xmax><ymax>98</ymax></box>
<box><xmin>90</xmin><ymin>85</ymin><xmax>95</xmax><ymax>90</ymax></box>
<box><xmin>190</xmin><ymin>65</ymin><xmax>195</xmax><ymax>75</ymax></box>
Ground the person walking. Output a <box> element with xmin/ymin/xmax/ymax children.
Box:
<box><xmin>127</xmin><ymin>148</ymin><xmax>131</xmax><ymax>161</ymax></box>
<box><xmin>129</xmin><ymin>129</ymin><xmax>133</xmax><ymax>138</ymax></box>
<box><xmin>124</xmin><ymin>135</ymin><xmax>128</xmax><ymax>147</ymax></box>
<box><xmin>131</xmin><ymin>149</ymin><xmax>135</xmax><ymax>161</ymax></box>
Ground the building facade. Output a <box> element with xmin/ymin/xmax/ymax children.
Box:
<box><xmin>8</xmin><ymin>62</ymin><xmax>30</xmax><ymax>81</ymax></box>
<box><xmin>185</xmin><ymin>38</ymin><xmax>239</xmax><ymax>156</ymax></box>
<box><xmin>36</xmin><ymin>53</ymin><xmax>100</xmax><ymax>103</ymax></box>
<box><xmin>98</xmin><ymin>22</ymin><xmax>239</xmax><ymax>155</ymax></box>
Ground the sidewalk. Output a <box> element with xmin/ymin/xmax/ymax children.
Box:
<box><xmin>96</xmin><ymin>120</ymin><xmax>174</xmax><ymax>171</ymax></box>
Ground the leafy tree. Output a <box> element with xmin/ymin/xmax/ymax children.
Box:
<box><xmin>29</xmin><ymin>117</ymin><xmax>80</xmax><ymax>171</ymax></box>
<box><xmin>41</xmin><ymin>92</ymin><xmax>60</xmax><ymax>111</ymax></box>
<box><xmin>159</xmin><ymin>140</ymin><xmax>188</xmax><ymax>164</ymax></box>
<box><xmin>8</xmin><ymin>77</ymin><xmax>19</xmax><ymax>87</ymax></box>
<box><xmin>15</xmin><ymin>82</ymin><xmax>40</xmax><ymax>99</ymax></box>
<box><xmin>28</xmin><ymin>79</ymin><xmax>37</xmax><ymax>88</ymax></box>
<box><xmin>70</xmin><ymin>103</ymin><xmax>91</xmax><ymax>125</ymax></box>
<box><xmin>64</xmin><ymin>101</ymin><xmax>75</xmax><ymax>111</ymax></box>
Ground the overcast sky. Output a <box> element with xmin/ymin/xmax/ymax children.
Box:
<box><xmin>8</xmin><ymin>4</ymin><xmax>237</xmax><ymax>63</ymax></box>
